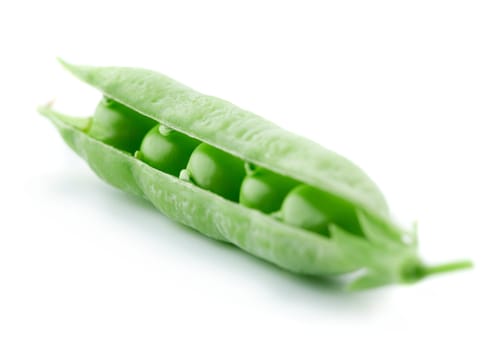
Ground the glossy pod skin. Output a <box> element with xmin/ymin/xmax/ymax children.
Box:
<box><xmin>40</xmin><ymin>108</ymin><xmax>382</xmax><ymax>276</ymax></box>
<box><xmin>38</xmin><ymin>61</ymin><xmax>472</xmax><ymax>290</ymax></box>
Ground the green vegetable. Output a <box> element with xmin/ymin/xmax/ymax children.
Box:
<box><xmin>186</xmin><ymin>143</ymin><xmax>245</xmax><ymax>202</ymax></box>
<box><xmin>137</xmin><ymin>124</ymin><xmax>200</xmax><ymax>176</ymax></box>
<box><xmin>38</xmin><ymin>60</ymin><xmax>472</xmax><ymax>290</ymax></box>
<box><xmin>240</xmin><ymin>166</ymin><xmax>299</xmax><ymax>214</ymax></box>
<box><xmin>89</xmin><ymin>97</ymin><xmax>156</xmax><ymax>153</ymax></box>
<box><xmin>280</xmin><ymin>185</ymin><xmax>363</xmax><ymax>237</ymax></box>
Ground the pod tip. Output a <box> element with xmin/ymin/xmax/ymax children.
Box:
<box><xmin>56</xmin><ymin>57</ymin><xmax>77</xmax><ymax>72</ymax></box>
<box><xmin>37</xmin><ymin>99</ymin><xmax>55</xmax><ymax>116</ymax></box>
<box><xmin>56</xmin><ymin>57</ymin><xmax>68</xmax><ymax>66</ymax></box>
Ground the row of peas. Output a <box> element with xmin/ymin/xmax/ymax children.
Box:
<box><xmin>89</xmin><ymin>97</ymin><xmax>363</xmax><ymax>237</ymax></box>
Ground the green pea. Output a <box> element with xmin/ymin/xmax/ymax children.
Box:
<box><xmin>281</xmin><ymin>185</ymin><xmax>363</xmax><ymax>237</ymax></box>
<box><xmin>186</xmin><ymin>144</ymin><xmax>245</xmax><ymax>202</ymax></box>
<box><xmin>138</xmin><ymin>124</ymin><xmax>200</xmax><ymax>176</ymax></box>
<box><xmin>40</xmin><ymin>60</ymin><xmax>473</xmax><ymax>290</ymax></box>
<box><xmin>88</xmin><ymin>97</ymin><xmax>156</xmax><ymax>153</ymax></box>
<box><xmin>239</xmin><ymin>167</ymin><xmax>299</xmax><ymax>213</ymax></box>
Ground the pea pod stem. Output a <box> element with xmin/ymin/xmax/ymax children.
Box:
<box><xmin>399</xmin><ymin>259</ymin><xmax>473</xmax><ymax>284</ymax></box>
<box><xmin>420</xmin><ymin>260</ymin><xmax>474</xmax><ymax>278</ymax></box>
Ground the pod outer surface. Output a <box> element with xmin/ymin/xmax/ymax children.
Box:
<box><xmin>46</xmin><ymin>111</ymin><xmax>380</xmax><ymax>276</ymax></box>
<box><xmin>59</xmin><ymin>61</ymin><xmax>389</xmax><ymax>220</ymax></box>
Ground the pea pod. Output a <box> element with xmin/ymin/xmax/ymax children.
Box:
<box><xmin>38</xmin><ymin>60</ymin><xmax>472</xmax><ymax>290</ymax></box>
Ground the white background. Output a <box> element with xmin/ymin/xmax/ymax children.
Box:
<box><xmin>1</xmin><ymin>1</ymin><xmax>502</xmax><ymax>349</ymax></box>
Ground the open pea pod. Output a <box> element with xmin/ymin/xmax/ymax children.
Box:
<box><xmin>38</xmin><ymin>60</ymin><xmax>471</xmax><ymax>290</ymax></box>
